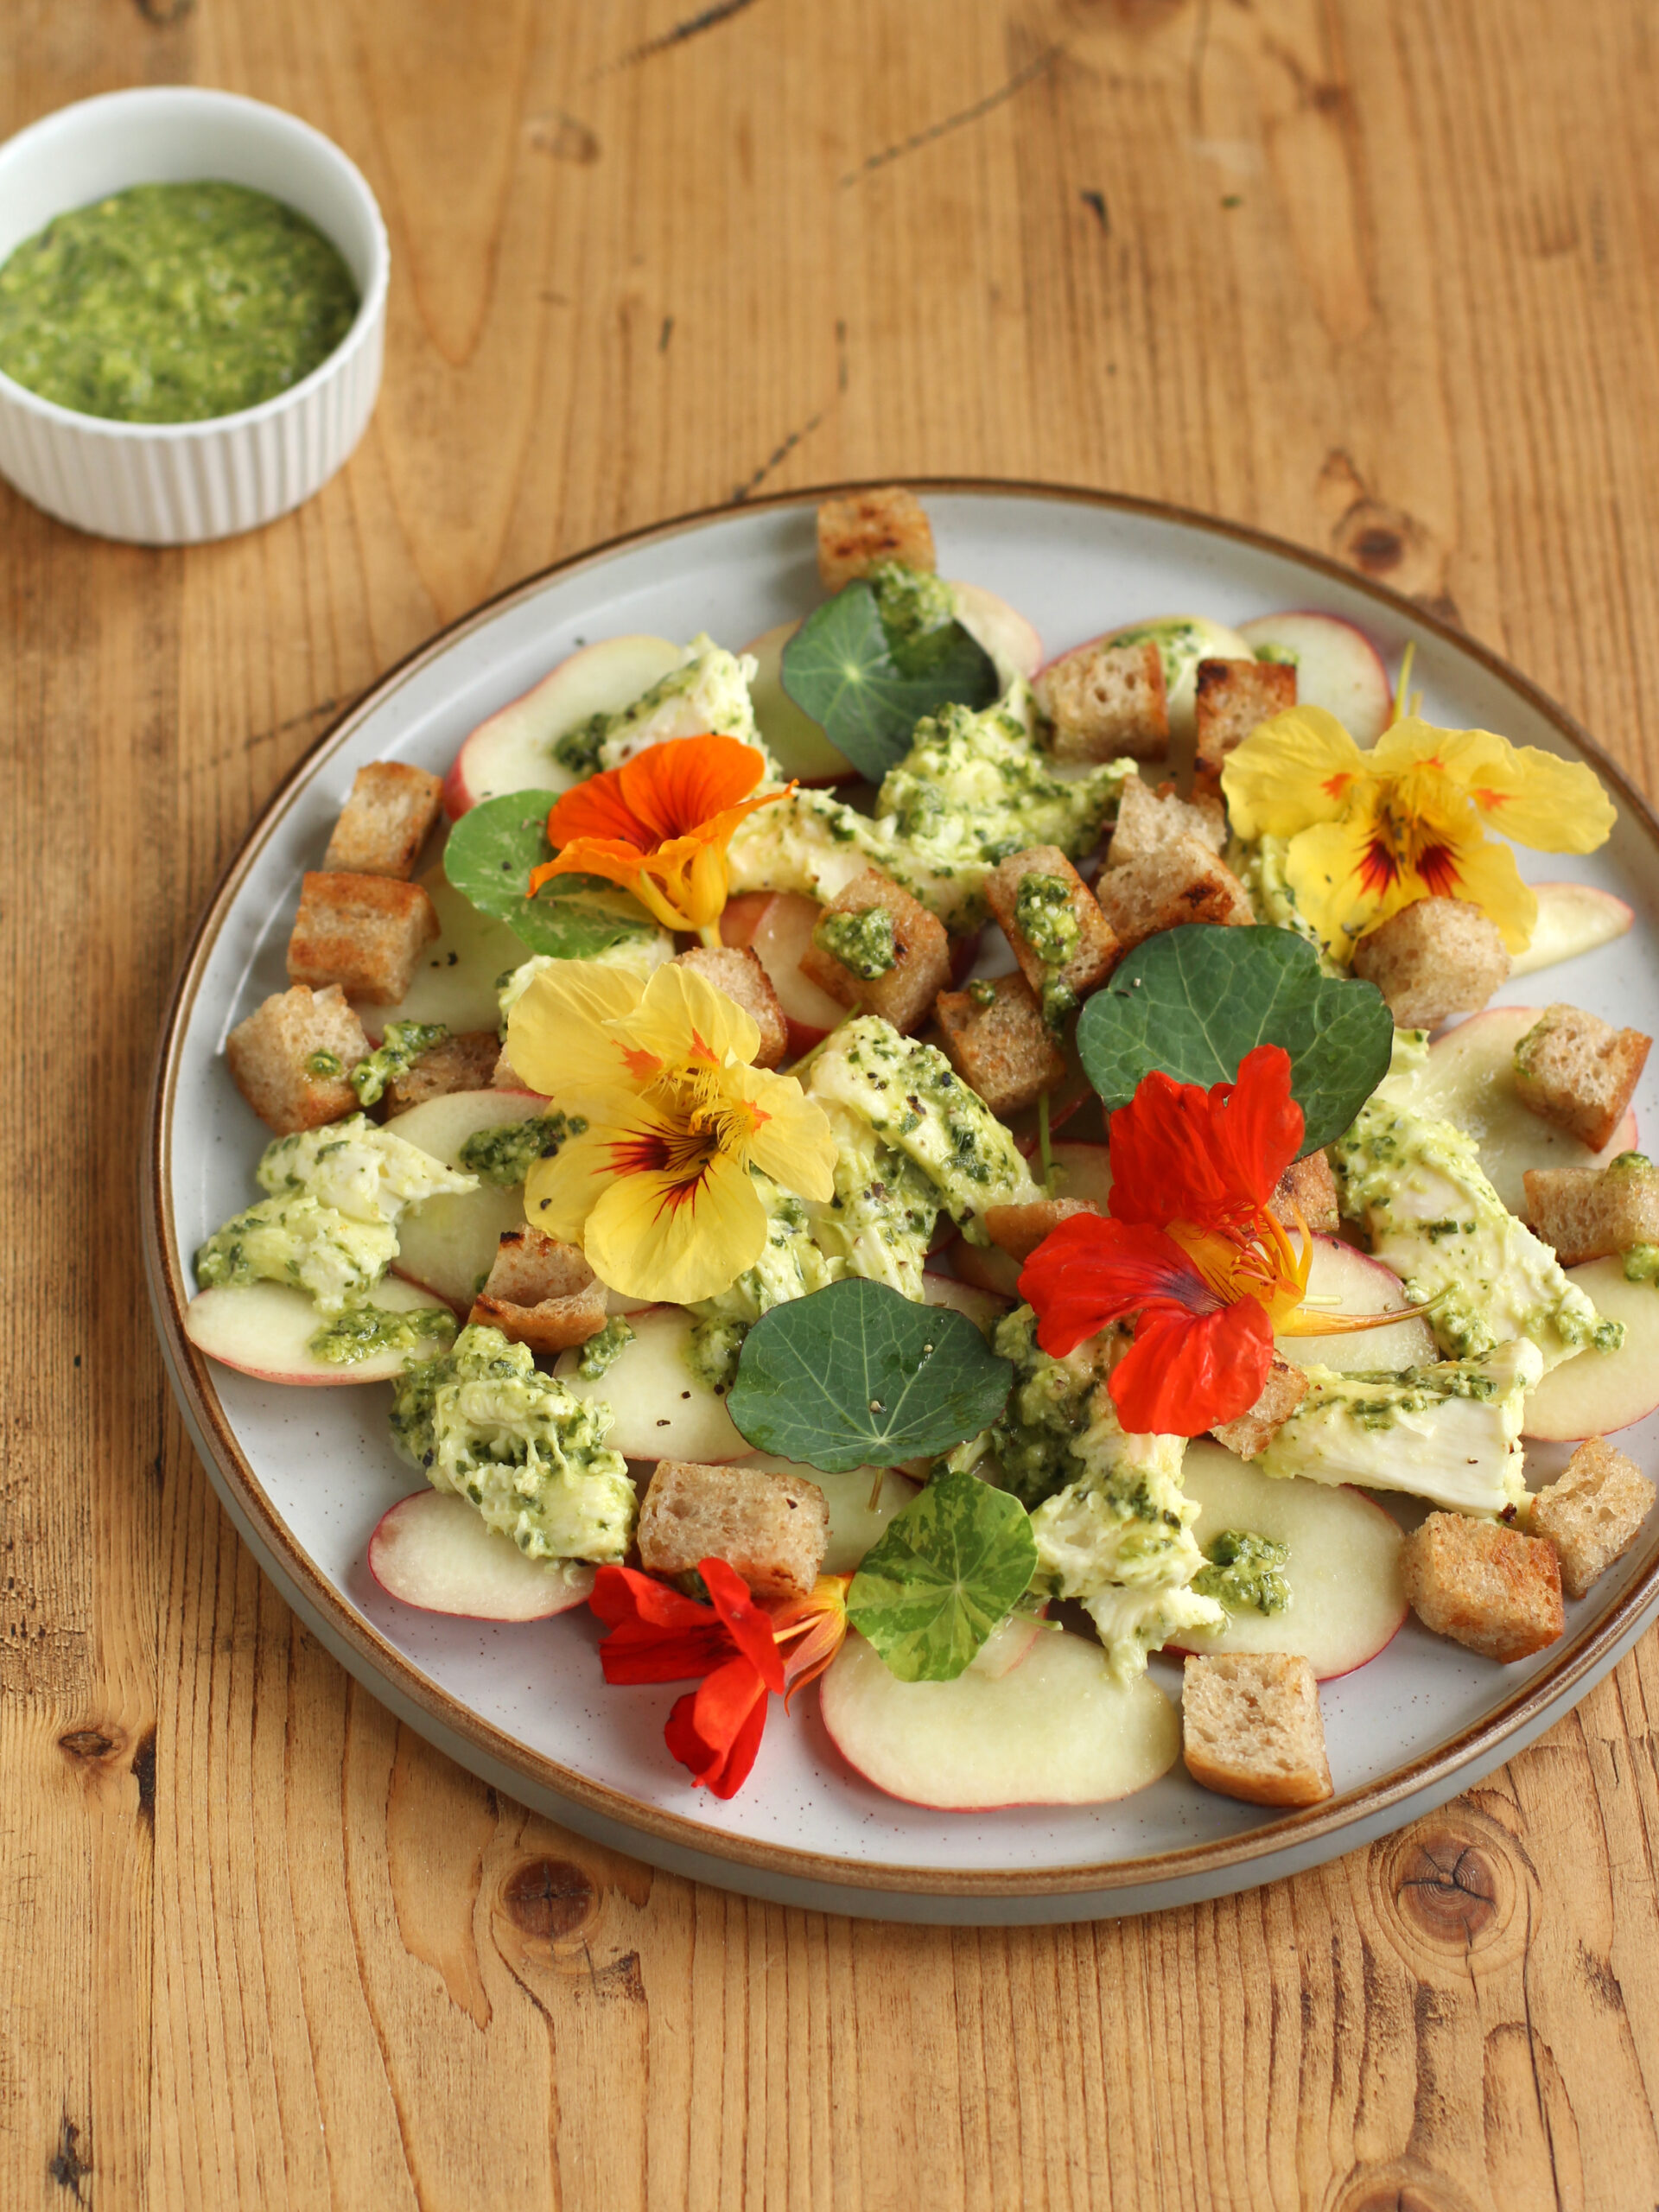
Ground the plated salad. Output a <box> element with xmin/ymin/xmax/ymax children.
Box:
<box><xmin>182</xmin><ymin>486</ymin><xmax>1659</xmax><ymax>1817</ymax></box>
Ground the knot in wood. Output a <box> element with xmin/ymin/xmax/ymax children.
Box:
<box><xmin>501</xmin><ymin>1858</ymin><xmax>596</xmax><ymax>1942</ymax></box>
<box><xmin>1349</xmin><ymin>524</ymin><xmax>1405</xmax><ymax>573</ymax></box>
<box><xmin>59</xmin><ymin>1727</ymin><xmax>123</xmax><ymax>1764</ymax></box>
<box><xmin>1334</xmin><ymin>2155</ymin><xmax>1482</xmax><ymax>2212</ymax></box>
<box><xmin>1394</xmin><ymin>1834</ymin><xmax>1497</xmax><ymax>1946</ymax></box>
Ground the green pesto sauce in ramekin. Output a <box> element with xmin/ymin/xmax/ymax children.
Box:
<box><xmin>0</xmin><ymin>181</ymin><xmax>359</xmax><ymax>423</ymax></box>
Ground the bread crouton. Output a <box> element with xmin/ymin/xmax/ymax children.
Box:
<box><xmin>468</xmin><ymin>1227</ymin><xmax>608</xmax><ymax>1355</ymax></box>
<box><xmin>1106</xmin><ymin>772</ymin><xmax>1227</xmax><ymax>870</ymax></box>
<box><xmin>1514</xmin><ymin>1004</ymin><xmax>1652</xmax><ymax>1152</ymax></box>
<box><xmin>1193</xmin><ymin>658</ymin><xmax>1298</xmax><ymax>772</ymax></box>
<box><xmin>1181</xmin><ymin>1653</ymin><xmax>1332</xmax><ymax>1808</ymax></box>
<box><xmin>287</xmin><ymin>872</ymin><xmax>442</xmax><ymax>1006</ymax></box>
<box><xmin>1529</xmin><ymin>1437</ymin><xmax>1656</xmax><ymax>1599</ymax></box>
<box><xmin>1401</xmin><ymin>1512</ymin><xmax>1564</xmax><ymax>1662</ymax></box>
<box><xmin>984</xmin><ymin>847</ymin><xmax>1120</xmax><ymax>1020</ymax></box>
<box><xmin>1267</xmin><ymin>1151</ymin><xmax>1340</xmax><ymax>1234</ymax></box>
<box><xmin>1034</xmin><ymin>639</ymin><xmax>1170</xmax><ymax>763</ymax></box>
<box><xmin>1094</xmin><ymin>835</ymin><xmax>1255</xmax><ymax>954</ymax></box>
<box><xmin>383</xmin><ymin>1029</ymin><xmax>505</xmax><ymax>1112</ymax></box>
<box><xmin>933</xmin><ymin>973</ymin><xmax>1067</xmax><ymax>1116</ymax></box>
<box><xmin>321</xmin><ymin>762</ymin><xmax>445</xmax><ymax>880</ymax></box>
<box><xmin>798</xmin><ymin>869</ymin><xmax>950</xmax><ymax>1035</ymax></box>
<box><xmin>817</xmin><ymin>487</ymin><xmax>935</xmax><ymax>594</ymax></box>
<box><xmin>674</xmin><ymin>944</ymin><xmax>788</xmax><ymax>1068</ymax></box>
<box><xmin>1350</xmin><ymin>898</ymin><xmax>1511</xmax><ymax>1030</ymax></box>
<box><xmin>1522</xmin><ymin>1156</ymin><xmax>1659</xmax><ymax>1262</ymax></box>
<box><xmin>1211</xmin><ymin>1355</ymin><xmax>1310</xmax><ymax>1459</ymax></box>
<box><xmin>226</xmin><ymin>983</ymin><xmax>371</xmax><ymax>1135</ymax></box>
<box><xmin>638</xmin><ymin>1459</ymin><xmax>830</xmax><ymax>1602</ymax></box>
<box><xmin>983</xmin><ymin>1196</ymin><xmax>1100</xmax><ymax>1263</ymax></box>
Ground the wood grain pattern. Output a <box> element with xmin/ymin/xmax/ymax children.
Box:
<box><xmin>6</xmin><ymin>0</ymin><xmax>1659</xmax><ymax>2203</ymax></box>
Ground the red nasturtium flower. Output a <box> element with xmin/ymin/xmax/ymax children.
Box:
<box><xmin>590</xmin><ymin>1559</ymin><xmax>849</xmax><ymax>1797</ymax></box>
<box><xmin>1020</xmin><ymin>1043</ymin><xmax>1388</xmax><ymax>1437</ymax></box>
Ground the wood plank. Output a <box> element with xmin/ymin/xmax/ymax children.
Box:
<box><xmin>4</xmin><ymin>0</ymin><xmax>1659</xmax><ymax>2203</ymax></box>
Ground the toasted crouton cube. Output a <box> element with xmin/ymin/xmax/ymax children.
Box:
<box><xmin>798</xmin><ymin>869</ymin><xmax>950</xmax><ymax>1034</ymax></box>
<box><xmin>1211</xmin><ymin>1355</ymin><xmax>1310</xmax><ymax>1459</ymax></box>
<box><xmin>1514</xmin><ymin>1004</ymin><xmax>1652</xmax><ymax>1153</ymax></box>
<box><xmin>1522</xmin><ymin>1157</ymin><xmax>1659</xmax><ymax>1262</ymax></box>
<box><xmin>1035</xmin><ymin>639</ymin><xmax>1169</xmax><ymax>763</ymax></box>
<box><xmin>933</xmin><ymin>974</ymin><xmax>1067</xmax><ymax>1116</ymax></box>
<box><xmin>288</xmin><ymin>872</ymin><xmax>442</xmax><ymax>1007</ymax></box>
<box><xmin>674</xmin><ymin>945</ymin><xmax>788</xmax><ymax>1068</ymax></box>
<box><xmin>225</xmin><ymin>984</ymin><xmax>371</xmax><ymax>1135</ymax></box>
<box><xmin>383</xmin><ymin>1030</ymin><xmax>505</xmax><ymax>1112</ymax></box>
<box><xmin>984</xmin><ymin>1196</ymin><xmax>1100</xmax><ymax>1262</ymax></box>
<box><xmin>817</xmin><ymin>487</ymin><xmax>935</xmax><ymax>594</ymax></box>
<box><xmin>1267</xmin><ymin>1151</ymin><xmax>1340</xmax><ymax>1235</ymax></box>
<box><xmin>1350</xmin><ymin>899</ymin><xmax>1510</xmax><ymax>1030</ymax></box>
<box><xmin>1106</xmin><ymin>772</ymin><xmax>1227</xmax><ymax>869</ymax></box>
<box><xmin>639</xmin><ymin>1459</ymin><xmax>830</xmax><ymax>1602</ymax></box>
<box><xmin>1193</xmin><ymin>658</ymin><xmax>1298</xmax><ymax>772</ymax></box>
<box><xmin>1402</xmin><ymin>1512</ymin><xmax>1564</xmax><ymax>1662</ymax></box>
<box><xmin>1181</xmin><ymin>1654</ymin><xmax>1332</xmax><ymax>1808</ymax></box>
<box><xmin>1094</xmin><ymin>835</ymin><xmax>1255</xmax><ymax>954</ymax></box>
<box><xmin>321</xmin><ymin>762</ymin><xmax>445</xmax><ymax>880</ymax></box>
<box><xmin>469</xmin><ymin>1228</ymin><xmax>608</xmax><ymax>1355</ymax></box>
<box><xmin>1529</xmin><ymin>1438</ymin><xmax>1656</xmax><ymax>1599</ymax></box>
<box><xmin>984</xmin><ymin>847</ymin><xmax>1120</xmax><ymax>1019</ymax></box>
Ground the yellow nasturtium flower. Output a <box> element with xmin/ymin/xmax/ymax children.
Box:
<box><xmin>1220</xmin><ymin>707</ymin><xmax>1616</xmax><ymax>962</ymax></box>
<box><xmin>505</xmin><ymin>961</ymin><xmax>836</xmax><ymax>1306</ymax></box>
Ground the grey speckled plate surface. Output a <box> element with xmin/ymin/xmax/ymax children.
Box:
<box><xmin>143</xmin><ymin>484</ymin><xmax>1659</xmax><ymax>1923</ymax></box>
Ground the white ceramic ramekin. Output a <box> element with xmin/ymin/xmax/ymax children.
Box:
<box><xmin>0</xmin><ymin>87</ymin><xmax>390</xmax><ymax>544</ymax></box>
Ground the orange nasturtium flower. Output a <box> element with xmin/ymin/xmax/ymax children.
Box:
<box><xmin>528</xmin><ymin>734</ymin><xmax>791</xmax><ymax>942</ymax></box>
<box><xmin>590</xmin><ymin>1559</ymin><xmax>849</xmax><ymax>1796</ymax></box>
<box><xmin>505</xmin><ymin>961</ymin><xmax>836</xmax><ymax>1306</ymax></box>
<box><xmin>1020</xmin><ymin>1045</ymin><xmax>1402</xmax><ymax>1437</ymax></box>
<box><xmin>1220</xmin><ymin>707</ymin><xmax>1615</xmax><ymax>963</ymax></box>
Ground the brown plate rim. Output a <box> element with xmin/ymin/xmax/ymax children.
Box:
<box><xmin>143</xmin><ymin>477</ymin><xmax>1659</xmax><ymax>1899</ymax></box>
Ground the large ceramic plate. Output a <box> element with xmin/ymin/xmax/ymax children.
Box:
<box><xmin>143</xmin><ymin>485</ymin><xmax>1659</xmax><ymax>1923</ymax></box>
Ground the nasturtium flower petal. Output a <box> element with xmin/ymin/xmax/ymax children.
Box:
<box><xmin>742</xmin><ymin>1069</ymin><xmax>839</xmax><ymax>1202</ymax></box>
<box><xmin>1220</xmin><ymin>706</ymin><xmax>1367</xmax><ymax>840</ymax></box>
<box><xmin>1411</xmin><ymin>832</ymin><xmax>1538</xmax><ymax>952</ymax></box>
<box><xmin>626</xmin><ymin>961</ymin><xmax>760</xmax><ymax>1074</ymax></box>
<box><xmin>1109</xmin><ymin>1298</ymin><xmax>1274</xmax><ymax>1434</ymax></box>
<box><xmin>1457</xmin><ymin>740</ymin><xmax>1617</xmax><ymax>853</ymax></box>
<box><xmin>582</xmin><ymin>1142</ymin><xmax>766</xmax><ymax>1304</ymax></box>
<box><xmin>506</xmin><ymin>962</ymin><xmax>649</xmax><ymax>1097</ymax></box>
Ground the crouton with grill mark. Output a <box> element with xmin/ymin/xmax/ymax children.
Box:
<box><xmin>1529</xmin><ymin>1437</ymin><xmax>1656</xmax><ymax>1599</ymax></box>
<box><xmin>984</xmin><ymin>846</ymin><xmax>1120</xmax><ymax>1017</ymax></box>
<box><xmin>1522</xmin><ymin>1156</ymin><xmax>1659</xmax><ymax>1262</ymax></box>
<box><xmin>1211</xmin><ymin>1355</ymin><xmax>1310</xmax><ymax>1459</ymax></box>
<box><xmin>1401</xmin><ymin>1511</ymin><xmax>1564</xmax><ymax>1662</ymax></box>
<box><xmin>933</xmin><ymin>973</ymin><xmax>1067</xmax><ymax>1116</ymax></box>
<box><xmin>1192</xmin><ymin>658</ymin><xmax>1298</xmax><ymax>772</ymax></box>
<box><xmin>287</xmin><ymin>871</ymin><xmax>442</xmax><ymax>1006</ymax></box>
<box><xmin>1106</xmin><ymin>772</ymin><xmax>1227</xmax><ymax>869</ymax></box>
<box><xmin>638</xmin><ymin>1459</ymin><xmax>830</xmax><ymax>1602</ymax></box>
<box><xmin>383</xmin><ymin>1030</ymin><xmax>505</xmax><ymax>1112</ymax></box>
<box><xmin>817</xmin><ymin>487</ymin><xmax>936</xmax><ymax>594</ymax></box>
<box><xmin>1181</xmin><ymin>1653</ymin><xmax>1332</xmax><ymax>1808</ymax></box>
<box><xmin>1035</xmin><ymin>639</ymin><xmax>1170</xmax><ymax>763</ymax></box>
<box><xmin>468</xmin><ymin>1227</ymin><xmax>608</xmax><ymax>1356</ymax></box>
<box><xmin>674</xmin><ymin>944</ymin><xmax>788</xmax><ymax>1067</ymax></box>
<box><xmin>226</xmin><ymin>984</ymin><xmax>371</xmax><ymax>1135</ymax></box>
<box><xmin>798</xmin><ymin>869</ymin><xmax>950</xmax><ymax>1035</ymax></box>
<box><xmin>984</xmin><ymin>1196</ymin><xmax>1100</xmax><ymax>1263</ymax></box>
<box><xmin>1094</xmin><ymin>835</ymin><xmax>1255</xmax><ymax>954</ymax></box>
<box><xmin>1351</xmin><ymin>898</ymin><xmax>1511</xmax><ymax>1030</ymax></box>
<box><xmin>1268</xmin><ymin>1151</ymin><xmax>1340</xmax><ymax>1235</ymax></box>
<box><xmin>321</xmin><ymin>762</ymin><xmax>445</xmax><ymax>880</ymax></box>
<box><xmin>1514</xmin><ymin>1004</ymin><xmax>1652</xmax><ymax>1153</ymax></box>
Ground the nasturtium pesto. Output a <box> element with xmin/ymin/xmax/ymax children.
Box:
<box><xmin>1192</xmin><ymin>1529</ymin><xmax>1290</xmax><ymax>1617</ymax></box>
<box><xmin>1014</xmin><ymin>872</ymin><xmax>1081</xmax><ymax>1026</ymax></box>
<box><xmin>0</xmin><ymin>182</ymin><xmax>358</xmax><ymax>422</ymax></box>
<box><xmin>458</xmin><ymin>1112</ymin><xmax>583</xmax><ymax>1188</ymax></box>
<box><xmin>813</xmin><ymin>905</ymin><xmax>898</xmax><ymax>982</ymax></box>
<box><xmin>307</xmin><ymin>1301</ymin><xmax>456</xmax><ymax>1368</ymax></box>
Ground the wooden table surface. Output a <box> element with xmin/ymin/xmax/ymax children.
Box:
<box><xmin>8</xmin><ymin>1</ymin><xmax>1659</xmax><ymax>2204</ymax></box>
